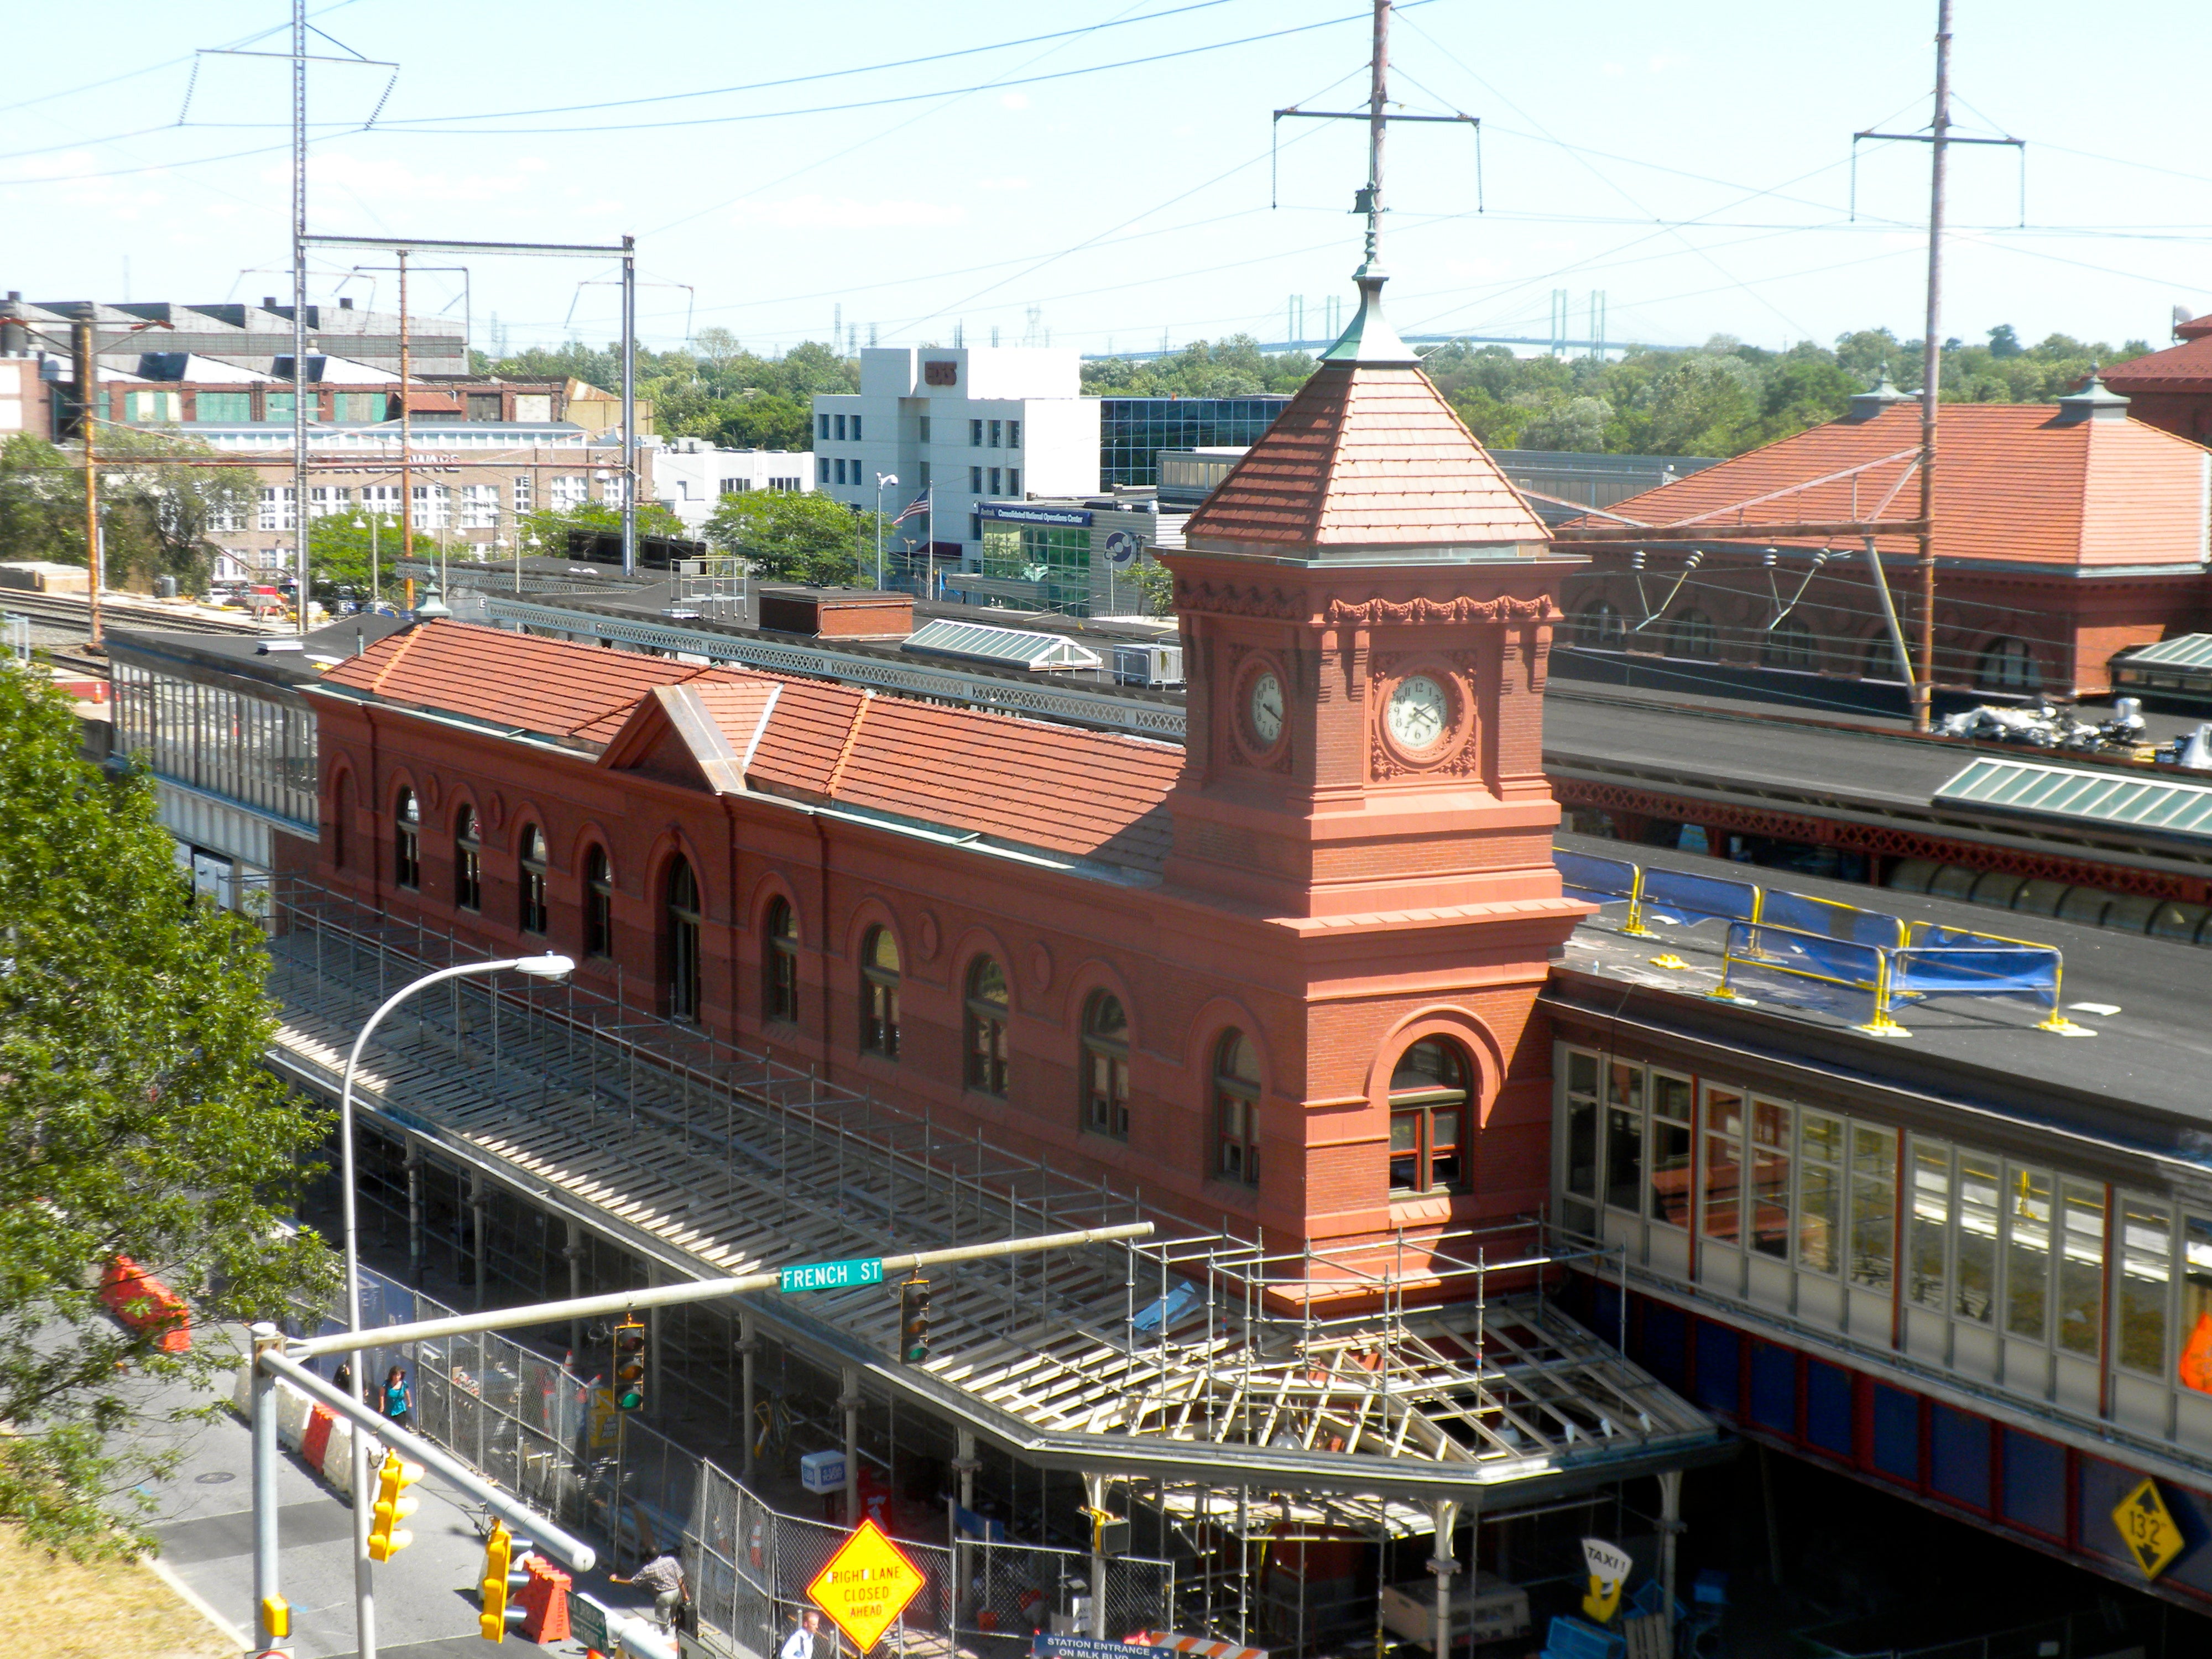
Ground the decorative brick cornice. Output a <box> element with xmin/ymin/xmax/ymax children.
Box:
<box><xmin>1327</xmin><ymin>594</ymin><xmax>1554</xmax><ymax>627</ymax></box>
<box><xmin>1173</xmin><ymin>579</ymin><xmax>1308</xmax><ymax>620</ymax></box>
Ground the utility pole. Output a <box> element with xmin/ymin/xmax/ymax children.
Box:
<box><xmin>1366</xmin><ymin>0</ymin><xmax>1387</xmax><ymax>269</ymax></box>
<box><xmin>1914</xmin><ymin>0</ymin><xmax>1952</xmax><ymax>734</ymax></box>
<box><xmin>621</xmin><ymin>236</ymin><xmax>637</xmax><ymax>576</ymax></box>
<box><xmin>291</xmin><ymin>0</ymin><xmax>310</xmax><ymax>637</ymax></box>
<box><xmin>399</xmin><ymin>251</ymin><xmax>414</xmax><ymax>609</ymax></box>
<box><xmin>74</xmin><ymin>306</ymin><xmax>101</xmax><ymax>647</ymax></box>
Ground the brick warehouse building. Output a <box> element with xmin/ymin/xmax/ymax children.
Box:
<box><xmin>1555</xmin><ymin>376</ymin><xmax>2212</xmax><ymax>705</ymax></box>
<box><xmin>306</xmin><ymin>272</ymin><xmax>1585</xmax><ymax>1270</ymax></box>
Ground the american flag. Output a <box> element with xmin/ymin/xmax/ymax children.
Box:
<box><xmin>890</xmin><ymin>488</ymin><xmax>930</xmax><ymax>525</ymax></box>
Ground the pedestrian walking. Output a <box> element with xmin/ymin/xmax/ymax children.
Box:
<box><xmin>778</xmin><ymin>1608</ymin><xmax>822</xmax><ymax>1659</ymax></box>
<box><xmin>332</xmin><ymin>1361</ymin><xmax>353</xmax><ymax>1401</ymax></box>
<box><xmin>381</xmin><ymin>1364</ymin><xmax>412</xmax><ymax>1426</ymax></box>
<box><xmin>613</xmin><ymin>1550</ymin><xmax>688</xmax><ymax>1633</ymax></box>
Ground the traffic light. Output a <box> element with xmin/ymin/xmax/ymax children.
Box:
<box><xmin>367</xmin><ymin>1450</ymin><xmax>424</xmax><ymax>1561</ymax></box>
<box><xmin>478</xmin><ymin>1521</ymin><xmax>534</xmax><ymax>1641</ymax></box>
<box><xmin>613</xmin><ymin>1318</ymin><xmax>648</xmax><ymax>1412</ymax></box>
<box><xmin>898</xmin><ymin>1275</ymin><xmax>931</xmax><ymax>1365</ymax></box>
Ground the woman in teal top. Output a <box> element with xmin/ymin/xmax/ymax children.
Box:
<box><xmin>382</xmin><ymin>1365</ymin><xmax>412</xmax><ymax>1426</ymax></box>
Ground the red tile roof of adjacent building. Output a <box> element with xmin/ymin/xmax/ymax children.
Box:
<box><xmin>321</xmin><ymin>620</ymin><xmax>1181</xmax><ymax>877</ymax></box>
<box><xmin>2103</xmin><ymin>328</ymin><xmax>2212</xmax><ymax>393</ymax></box>
<box><xmin>1182</xmin><ymin>362</ymin><xmax>1546</xmax><ymax>552</ymax></box>
<box><xmin>1566</xmin><ymin>403</ymin><xmax>2212</xmax><ymax>566</ymax></box>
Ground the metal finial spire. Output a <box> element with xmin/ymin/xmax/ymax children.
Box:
<box><xmin>1359</xmin><ymin>0</ymin><xmax>1389</xmax><ymax>275</ymax></box>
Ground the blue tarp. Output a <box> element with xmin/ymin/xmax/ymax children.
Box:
<box><xmin>1758</xmin><ymin>888</ymin><xmax>1905</xmax><ymax>950</ymax></box>
<box><xmin>1891</xmin><ymin>928</ymin><xmax>2060</xmax><ymax>1009</ymax></box>
<box><xmin>1639</xmin><ymin>865</ymin><xmax>1759</xmax><ymax>930</ymax></box>
<box><xmin>1555</xmin><ymin>849</ymin><xmax>1637</xmax><ymax>906</ymax></box>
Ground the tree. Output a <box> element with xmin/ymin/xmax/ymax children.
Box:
<box><xmin>0</xmin><ymin>435</ymin><xmax>82</xmax><ymax>564</ymax></box>
<box><xmin>303</xmin><ymin>508</ymin><xmax>437</xmax><ymax>603</ymax></box>
<box><xmin>712</xmin><ymin>393</ymin><xmax>811</xmax><ymax>452</ymax></box>
<box><xmin>518</xmin><ymin>498</ymin><xmax>690</xmax><ymax>559</ymax></box>
<box><xmin>1986</xmin><ymin>324</ymin><xmax>2023</xmax><ymax>359</ymax></box>
<box><xmin>705</xmin><ymin>490</ymin><xmax>883</xmax><ymax>587</ymax></box>
<box><xmin>1520</xmin><ymin>395</ymin><xmax>1615</xmax><ymax>453</ymax></box>
<box><xmin>0</xmin><ymin>665</ymin><xmax>336</xmax><ymax>1557</ymax></box>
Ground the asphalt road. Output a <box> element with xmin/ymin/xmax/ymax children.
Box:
<box><xmin>124</xmin><ymin>1325</ymin><xmax>666</xmax><ymax>1659</ymax></box>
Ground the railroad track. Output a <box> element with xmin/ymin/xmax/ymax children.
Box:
<box><xmin>0</xmin><ymin>588</ymin><xmax>270</xmax><ymax>640</ymax></box>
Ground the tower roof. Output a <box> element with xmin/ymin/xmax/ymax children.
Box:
<box><xmin>1182</xmin><ymin>274</ymin><xmax>1547</xmax><ymax>559</ymax></box>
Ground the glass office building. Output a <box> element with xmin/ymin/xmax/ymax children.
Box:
<box><xmin>1097</xmin><ymin>396</ymin><xmax>1290</xmax><ymax>488</ymax></box>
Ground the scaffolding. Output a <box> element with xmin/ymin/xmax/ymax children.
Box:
<box><xmin>262</xmin><ymin>878</ymin><xmax>1721</xmax><ymax>1572</ymax></box>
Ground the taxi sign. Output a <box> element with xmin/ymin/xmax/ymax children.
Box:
<box><xmin>807</xmin><ymin>1518</ymin><xmax>926</xmax><ymax>1651</ymax></box>
<box><xmin>2112</xmin><ymin>1477</ymin><xmax>2185</xmax><ymax>1580</ymax></box>
<box><xmin>781</xmin><ymin>1257</ymin><xmax>884</xmax><ymax>1293</ymax></box>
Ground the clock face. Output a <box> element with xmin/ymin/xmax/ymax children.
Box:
<box><xmin>1248</xmin><ymin>671</ymin><xmax>1285</xmax><ymax>748</ymax></box>
<box><xmin>1386</xmin><ymin>674</ymin><xmax>1449</xmax><ymax>750</ymax></box>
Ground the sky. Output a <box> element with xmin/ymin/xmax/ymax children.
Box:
<box><xmin>4</xmin><ymin>0</ymin><xmax>2208</xmax><ymax>363</ymax></box>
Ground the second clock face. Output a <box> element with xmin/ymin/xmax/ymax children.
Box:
<box><xmin>1386</xmin><ymin>674</ymin><xmax>1449</xmax><ymax>750</ymax></box>
<box><xmin>1248</xmin><ymin>671</ymin><xmax>1285</xmax><ymax>748</ymax></box>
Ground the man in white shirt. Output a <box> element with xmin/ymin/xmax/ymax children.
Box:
<box><xmin>779</xmin><ymin>1608</ymin><xmax>823</xmax><ymax>1659</ymax></box>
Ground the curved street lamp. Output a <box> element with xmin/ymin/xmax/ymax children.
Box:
<box><xmin>335</xmin><ymin>953</ymin><xmax>573</xmax><ymax>1659</ymax></box>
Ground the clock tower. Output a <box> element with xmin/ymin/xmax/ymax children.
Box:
<box><xmin>1159</xmin><ymin>270</ymin><xmax>1587</xmax><ymax>923</ymax></box>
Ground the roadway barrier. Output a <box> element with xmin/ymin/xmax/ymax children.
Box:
<box><xmin>100</xmin><ymin>1257</ymin><xmax>191</xmax><ymax>1353</ymax></box>
<box><xmin>1554</xmin><ymin>848</ymin><xmax>2093</xmax><ymax>1037</ymax></box>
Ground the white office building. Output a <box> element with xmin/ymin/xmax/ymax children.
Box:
<box><xmin>812</xmin><ymin>347</ymin><xmax>1100</xmax><ymax>566</ymax></box>
<box><xmin>648</xmin><ymin>437</ymin><xmax>812</xmax><ymax>534</ymax></box>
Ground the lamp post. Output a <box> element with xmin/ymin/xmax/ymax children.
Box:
<box><xmin>873</xmin><ymin>472</ymin><xmax>898</xmax><ymax>592</ymax></box>
<box><xmin>335</xmin><ymin>953</ymin><xmax>573</xmax><ymax>1659</ymax></box>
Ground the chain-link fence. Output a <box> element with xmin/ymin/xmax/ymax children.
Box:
<box><xmin>688</xmin><ymin>1460</ymin><xmax>1175</xmax><ymax>1659</ymax></box>
<box><xmin>293</xmin><ymin>1266</ymin><xmax>1173</xmax><ymax>1659</ymax></box>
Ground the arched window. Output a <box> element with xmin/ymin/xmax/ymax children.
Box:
<box><xmin>453</xmin><ymin>805</ymin><xmax>483</xmax><ymax>910</ymax></box>
<box><xmin>1081</xmin><ymin>992</ymin><xmax>1130</xmax><ymax>1139</ymax></box>
<box><xmin>860</xmin><ymin>926</ymin><xmax>900</xmax><ymax>1058</ymax></box>
<box><xmin>1213</xmin><ymin>1030</ymin><xmax>1261</xmax><ymax>1186</ymax></box>
<box><xmin>764</xmin><ymin>896</ymin><xmax>800</xmax><ymax>1024</ymax></box>
<box><xmin>518</xmin><ymin>825</ymin><xmax>549</xmax><ymax>934</ymax></box>
<box><xmin>1763</xmin><ymin>616</ymin><xmax>1818</xmax><ymax>671</ymax></box>
<box><xmin>1864</xmin><ymin>630</ymin><xmax>1907</xmax><ymax>682</ymax></box>
<box><xmin>1979</xmin><ymin>637</ymin><xmax>2039</xmax><ymax>691</ymax></box>
<box><xmin>331</xmin><ymin>775</ymin><xmax>349</xmax><ymax>870</ymax></box>
<box><xmin>1666</xmin><ymin>610</ymin><xmax>1717</xmax><ymax>660</ymax></box>
<box><xmin>1389</xmin><ymin>1037</ymin><xmax>1472</xmax><ymax>1195</ymax></box>
<box><xmin>964</xmin><ymin>957</ymin><xmax>1009</xmax><ymax>1096</ymax></box>
<box><xmin>1575</xmin><ymin>602</ymin><xmax>1624</xmax><ymax>650</ymax></box>
<box><xmin>393</xmin><ymin>787</ymin><xmax>420</xmax><ymax>889</ymax></box>
<box><xmin>584</xmin><ymin>846</ymin><xmax>614</xmax><ymax>958</ymax></box>
<box><xmin>666</xmin><ymin>857</ymin><xmax>702</xmax><ymax>1022</ymax></box>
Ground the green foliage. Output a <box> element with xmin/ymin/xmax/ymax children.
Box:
<box><xmin>1079</xmin><ymin>335</ymin><xmax>1314</xmax><ymax>398</ymax></box>
<box><xmin>0</xmin><ymin>431</ymin><xmax>249</xmax><ymax>587</ymax></box>
<box><xmin>304</xmin><ymin>508</ymin><xmax>437</xmax><ymax>602</ymax></box>
<box><xmin>517</xmin><ymin>498</ymin><xmax>690</xmax><ymax>559</ymax></box>
<box><xmin>0</xmin><ymin>666</ymin><xmax>336</xmax><ymax>1556</ymax></box>
<box><xmin>1083</xmin><ymin>320</ymin><xmax>2160</xmax><ymax>462</ymax></box>
<box><xmin>1124</xmin><ymin>556</ymin><xmax>1173</xmax><ymax>619</ymax></box>
<box><xmin>471</xmin><ymin>335</ymin><xmax>853</xmax><ymax>451</ymax></box>
<box><xmin>703</xmin><ymin>489</ymin><xmax>885</xmax><ymax>587</ymax></box>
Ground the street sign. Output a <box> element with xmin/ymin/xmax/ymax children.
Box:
<box><xmin>568</xmin><ymin>1590</ymin><xmax>611</xmax><ymax>1652</ymax></box>
<box><xmin>808</xmin><ymin>1519</ymin><xmax>926</xmax><ymax>1652</ymax></box>
<box><xmin>2112</xmin><ymin>1477</ymin><xmax>2185</xmax><ymax>1579</ymax></box>
<box><xmin>780</xmin><ymin>1257</ymin><xmax>884</xmax><ymax>1293</ymax></box>
<box><xmin>1036</xmin><ymin>1638</ymin><xmax>1141</xmax><ymax>1659</ymax></box>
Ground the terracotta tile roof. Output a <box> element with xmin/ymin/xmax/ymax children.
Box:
<box><xmin>326</xmin><ymin>619</ymin><xmax>733</xmax><ymax>742</ymax></box>
<box><xmin>1568</xmin><ymin>404</ymin><xmax>2211</xmax><ymax>566</ymax></box>
<box><xmin>1182</xmin><ymin>362</ymin><xmax>1546</xmax><ymax>552</ymax></box>
<box><xmin>2103</xmin><ymin>331</ymin><xmax>2212</xmax><ymax>393</ymax></box>
<box><xmin>320</xmin><ymin>620</ymin><xmax>1181</xmax><ymax>877</ymax></box>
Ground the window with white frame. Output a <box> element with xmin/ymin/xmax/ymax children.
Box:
<box><xmin>462</xmin><ymin>484</ymin><xmax>499</xmax><ymax>529</ymax></box>
<box><xmin>308</xmin><ymin>486</ymin><xmax>352</xmax><ymax>519</ymax></box>
<box><xmin>720</xmin><ymin>477</ymin><xmax>750</xmax><ymax>495</ymax></box>
<box><xmin>512</xmin><ymin>474</ymin><xmax>534</xmax><ymax>513</ymax></box>
<box><xmin>207</xmin><ymin>499</ymin><xmax>245</xmax><ymax>533</ymax></box>
<box><xmin>361</xmin><ymin>484</ymin><xmax>401</xmax><ymax>517</ymax></box>
<box><xmin>551</xmin><ymin>474</ymin><xmax>587</xmax><ymax>510</ymax></box>
<box><xmin>412</xmin><ymin>483</ymin><xmax>451</xmax><ymax>529</ymax></box>
<box><xmin>258</xmin><ymin>487</ymin><xmax>296</xmax><ymax>531</ymax></box>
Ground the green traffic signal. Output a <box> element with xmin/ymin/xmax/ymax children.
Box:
<box><xmin>613</xmin><ymin>1318</ymin><xmax>648</xmax><ymax>1413</ymax></box>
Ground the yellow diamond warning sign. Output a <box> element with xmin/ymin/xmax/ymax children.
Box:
<box><xmin>807</xmin><ymin>1518</ymin><xmax>926</xmax><ymax>1652</ymax></box>
<box><xmin>2111</xmin><ymin>1477</ymin><xmax>2185</xmax><ymax>1580</ymax></box>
